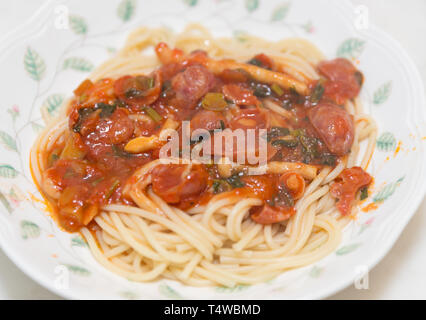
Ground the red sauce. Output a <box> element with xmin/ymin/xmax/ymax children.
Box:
<box><xmin>330</xmin><ymin>167</ymin><xmax>373</xmax><ymax>215</ymax></box>
<box><xmin>40</xmin><ymin>47</ymin><xmax>369</xmax><ymax>231</ymax></box>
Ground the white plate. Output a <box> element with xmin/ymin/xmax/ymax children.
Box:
<box><xmin>0</xmin><ymin>0</ymin><xmax>425</xmax><ymax>299</ymax></box>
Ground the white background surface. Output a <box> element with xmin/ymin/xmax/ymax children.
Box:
<box><xmin>0</xmin><ymin>0</ymin><xmax>425</xmax><ymax>300</ymax></box>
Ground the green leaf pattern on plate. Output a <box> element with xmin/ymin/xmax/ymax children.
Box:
<box><xmin>119</xmin><ymin>291</ymin><xmax>139</xmax><ymax>300</ymax></box>
<box><xmin>65</xmin><ymin>264</ymin><xmax>91</xmax><ymax>276</ymax></box>
<box><xmin>0</xmin><ymin>165</ymin><xmax>18</xmax><ymax>178</ymax></box>
<box><xmin>42</xmin><ymin>94</ymin><xmax>65</xmax><ymax>117</ymax></box>
<box><xmin>0</xmin><ymin>0</ymin><xmax>416</xmax><ymax>298</ymax></box>
<box><xmin>233</xmin><ymin>30</ymin><xmax>249</xmax><ymax>42</ymax></box>
<box><xmin>21</xmin><ymin>220</ymin><xmax>41</xmax><ymax>239</ymax></box>
<box><xmin>8</xmin><ymin>105</ymin><xmax>20</xmax><ymax>121</ymax></box>
<box><xmin>271</xmin><ymin>3</ymin><xmax>291</xmax><ymax>21</ymax></box>
<box><xmin>0</xmin><ymin>131</ymin><xmax>18</xmax><ymax>152</ymax></box>
<box><xmin>373</xmin><ymin>177</ymin><xmax>404</xmax><ymax>203</ymax></box>
<box><xmin>69</xmin><ymin>15</ymin><xmax>88</xmax><ymax>35</ymax></box>
<box><xmin>31</xmin><ymin>122</ymin><xmax>45</xmax><ymax>133</ymax></box>
<box><xmin>24</xmin><ymin>47</ymin><xmax>46</xmax><ymax>81</ymax></box>
<box><xmin>358</xmin><ymin>217</ymin><xmax>375</xmax><ymax>235</ymax></box>
<box><xmin>309</xmin><ymin>266</ymin><xmax>323</xmax><ymax>278</ymax></box>
<box><xmin>63</xmin><ymin>57</ymin><xmax>94</xmax><ymax>72</ymax></box>
<box><xmin>0</xmin><ymin>192</ymin><xmax>13</xmax><ymax>214</ymax></box>
<box><xmin>336</xmin><ymin>38</ymin><xmax>365</xmax><ymax>59</ymax></box>
<box><xmin>117</xmin><ymin>0</ymin><xmax>136</xmax><ymax>22</ymax></box>
<box><xmin>373</xmin><ymin>81</ymin><xmax>392</xmax><ymax>105</ymax></box>
<box><xmin>245</xmin><ymin>0</ymin><xmax>259</xmax><ymax>12</ymax></box>
<box><xmin>216</xmin><ymin>284</ymin><xmax>250</xmax><ymax>293</ymax></box>
<box><xmin>336</xmin><ymin>243</ymin><xmax>361</xmax><ymax>255</ymax></box>
<box><xmin>71</xmin><ymin>236</ymin><xmax>88</xmax><ymax>247</ymax></box>
<box><xmin>159</xmin><ymin>283</ymin><xmax>183</xmax><ymax>299</ymax></box>
<box><xmin>182</xmin><ymin>0</ymin><xmax>198</xmax><ymax>6</ymax></box>
<box><xmin>376</xmin><ymin>132</ymin><xmax>396</xmax><ymax>152</ymax></box>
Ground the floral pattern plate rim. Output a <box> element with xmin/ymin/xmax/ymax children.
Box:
<box><xmin>0</xmin><ymin>0</ymin><xmax>425</xmax><ymax>300</ymax></box>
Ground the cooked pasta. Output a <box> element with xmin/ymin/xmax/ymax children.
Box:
<box><xmin>31</xmin><ymin>24</ymin><xmax>376</xmax><ymax>287</ymax></box>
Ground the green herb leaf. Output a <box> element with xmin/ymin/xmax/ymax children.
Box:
<box><xmin>226</xmin><ymin>174</ymin><xmax>245</xmax><ymax>189</ymax></box>
<box><xmin>91</xmin><ymin>177</ymin><xmax>105</xmax><ymax>186</ymax></box>
<box><xmin>360</xmin><ymin>186</ymin><xmax>368</xmax><ymax>200</ymax></box>
<box><xmin>220</xmin><ymin>120</ymin><xmax>226</xmax><ymax>131</ymax></box>
<box><xmin>271</xmin><ymin>137</ymin><xmax>298</xmax><ymax>148</ymax></box>
<box><xmin>247</xmin><ymin>58</ymin><xmax>263</xmax><ymax>67</ymax></box>
<box><xmin>112</xmin><ymin>145</ymin><xmax>133</xmax><ymax>158</ymax></box>
<box><xmin>251</xmin><ymin>82</ymin><xmax>272</xmax><ymax>98</ymax></box>
<box><xmin>320</xmin><ymin>153</ymin><xmax>337</xmax><ymax>166</ymax></box>
<box><xmin>212</xmin><ymin>180</ymin><xmax>231</xmax><ymax>194</ymax></box>
<box><xmin>266</xmin><ymin>127</ymin><xmax>292</xmax><ymax>141</ymax></box>
<box><xmin>106</xmin><ymin>179</ymin><xmax>120</xmax><ymax>199</ymax></box>
<box><xmin>310</xmin><ymin>82</ymin><xmax>324</xmax><ymax>104</ymax></box>
<box><xmin>144</xmin><ymin>106</ymin><xmax>163</xmax><ymax>122</ymax></box>
<box><xmin>354</xmin><ymin>71</ymin><xmax>364</xmax><ymax>86</ymax></box>
<box><xmin>96</xmin><ymin>103</ymin><xmax>116</xmax><ymax>118</ymax></box>
<box><xmin>202</xmin><ymin>93</ymin><xmax>228</xmax><ymax>111</ymax></box>
<box><xmin>270</xmin><ymin>187</ymin><xmax>294</xmax><ymax>207</ymax></box>
<box><xmin>72</xmin><ymin>107</ymin><xmax>95</xmax><ymax>133</ymax></box>
<box><xmin>271</xmin><ymin>83</ymin><xmax>284</xmax><ymax>96</ymax></box>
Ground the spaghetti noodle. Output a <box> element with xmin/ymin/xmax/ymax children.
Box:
<box><xmin>30</xmin><ymin>24</ymin><xmax>377</xmax><ymax>287</ymax></box>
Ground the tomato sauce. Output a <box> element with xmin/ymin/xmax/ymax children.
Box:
<box><xmin>41</xmin><ymin>47</ymin><xmax>371</xmax><ymax>231</ymax></box>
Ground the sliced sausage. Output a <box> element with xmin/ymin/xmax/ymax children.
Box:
<box><xmin>308</xmin><ymin>103</ymin><xmax>354</xmax><ymax>156</ymax></box>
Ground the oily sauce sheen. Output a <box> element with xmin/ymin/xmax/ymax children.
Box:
<box><xmin>41</xmin><ymin>46</ymin><xmax>371</xmax><ymax>232</ymax></box>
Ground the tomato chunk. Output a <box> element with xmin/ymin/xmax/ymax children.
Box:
<box><xmin>279</xmin><ymin>172</ymin><xmax>305</xmax><ymax>200</ymax></box>
<box><xmin>248</xmin><ymin>53</ymin><xmax>274</xmax><ymax>70</ymax></box>
<box><xmin>171</xmin><ymin>65</ymin><xmax>215</xmax><ymax>109</ymax></box>
<box><xmin>190</xmin><ymin>110</ymin><xmax>226</xmax><ymax>132</ymax></box>
<box><xmin>222</xmin><ymin>83</ymin><xmax>258</xmax><ymax>106</ymax></box>
<box><xmin>74</xmin><ymin>79</ymin><xmax>94</xmax><ymax>97</ymax></box>
<box><xmin>151</xmin><ymin>164</ymin><xmax>208</xmax><ymax>205</ymax></box>
<box><xmin>330</xmin><ymin>166</ymin><xmax>372</xmax><ymax>215</ymax></box>
<box><xmin>308</xmin><ymin>103</ymin><xmax>354</xmax><ymax>156</ymax></box>
<box><xmin>318</xmin><ymin>58</ymin><xmax>362</xmax><ymax>105</ymax></box>
<box><xmin>155</xmin><ymin>42</ymin><xmax>184</xmax><ymax>65</ymax></box>
<box><xmin>83</xmin><ymin>108</ymin><xmax>134</xmax><ymax>145</ymax></box>
<box><xmin>114</xmin><ymin>71</ymin><xmax>162</xmax><ymax>108</ymax></box>
<box><xmin>229</xmin><ymin>108</ymin><xmax>268</xmax><ymax>130</ymax></box>
<box><xmin>241</xmin><ymin>175</ymin><xmax>277</xmax><ymax>201</ymax></box>
<box><xmin>250</xmin><ymin>204</ymin><xmax>295</xmax><ymax>224</ymax></box>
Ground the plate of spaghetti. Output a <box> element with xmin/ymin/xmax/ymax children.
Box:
<box><xmin>0</xmin><ymin>0</ymin><xmax>425</xmax><ymax>299</ymax></box>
